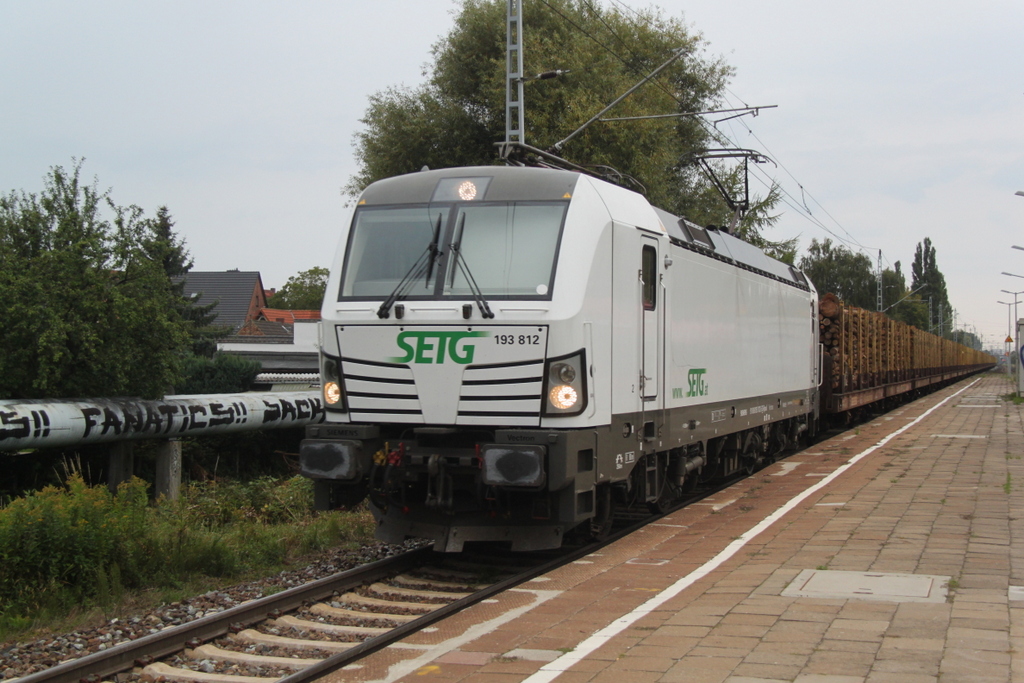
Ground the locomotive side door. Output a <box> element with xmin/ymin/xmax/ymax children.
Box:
<box><xmin>640</xmin><ymin>237</ymin><xmax>660</xmax><ymax>400</ymax></box>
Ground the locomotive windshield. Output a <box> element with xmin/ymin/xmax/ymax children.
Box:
<box><xmin>339</xmin><ymin>201</ymin><xmax>567</xmax><ymax>301</ymax></box>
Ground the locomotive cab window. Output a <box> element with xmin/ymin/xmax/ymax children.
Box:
<box><xmin>339</xmin><ymin>206</ymin><xmax>450</xmax><ymax>298</ymax></box>
<box><xmin>338</xmin><ymin>201</ymin><xmax>566</xmax><ymax>301</ymax></box>
<box><xmin>445</xmin><ymin>202</ymin><xmax>565</xmax><ymax>298</ymax></box>
<box><xmin>642</xmin><ymin>244</ymin><xmax>657</xmax><ymax>310</ymax></box>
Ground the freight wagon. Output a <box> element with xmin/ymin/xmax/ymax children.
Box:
<box><xmin>818</xmin><ymin>293</ymin><xmax>993</xmax><ymax>415</ymax></box>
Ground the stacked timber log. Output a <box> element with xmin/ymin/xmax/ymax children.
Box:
<box><xmin>818</xmin><ymin>293</ymin><xmax>994</xmax><ymax>396</ymax></box>
<box><xmin>819</xmin><ymin>294</ymin><xmax>843</xmax><ymax>392</ymax></box>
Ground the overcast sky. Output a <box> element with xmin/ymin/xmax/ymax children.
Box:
<box><xmin>2</xmin><ymin>1</ymin><xmax>1022</xmax><ymax>349</ymax></box>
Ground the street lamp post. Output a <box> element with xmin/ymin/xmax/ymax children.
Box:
<box><xmin>999</xmin><ymin>300</ymin><xmax>1015</xmax><ymax>376</ymax></box>
<box><xmin>1001</xmin><ymin>290</ymin><xmax>1023</xmax><ymax>331</ymax></box>
<box><xmin>1003</xmin><ymin>279</ymin><xmax>1024</xmax><ymax>396</ymax></box>
<box><xmin>1015</xmin><ymin>195</ymin><xmax>1024</xmax><ymax>392</ymax></box>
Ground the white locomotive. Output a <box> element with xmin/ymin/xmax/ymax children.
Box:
<box><xmin>300</xmin><ymin>165</ymin><xmax>819</xmax><ymax>551</ymax></box>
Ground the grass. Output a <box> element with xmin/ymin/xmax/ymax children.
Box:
<box><xmin>0</xmin><ymin>472</ymin><xmax>376</xmax><ymax>643</ymax></box>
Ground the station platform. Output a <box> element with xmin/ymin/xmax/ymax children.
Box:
<box><xmin>331</xmin><ymin>374</ymin><xmax>1023</xmax><ymax>683</ymax></box>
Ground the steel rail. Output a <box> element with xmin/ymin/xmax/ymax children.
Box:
<box><xmin>14</xmin><ymin>547</ymin><xmax>433</xmax><ymax>683</ymax></box>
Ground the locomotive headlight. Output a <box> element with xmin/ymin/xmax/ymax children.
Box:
<box><xmin>549</xmin><ymin>385</ymin><xmax>578</xmax><ymax>409</ymax></box>
<box><xmin>542</xmin><ymin>350</ymin><xmax>587</xmax><ymax>416</ymax></box>
<box><xmin>321</xmin><ymin>354</ymin><xmax>346</xmax><ymax>411</ymax></box>
<box><xmin>552</xmin><ymin>362</ymin><xmax>576</xmax><ymax>383</ymax></box>
<box><xmin>457</xmin><ymin>180</ymin><xmax>478</xmax><ymax>201</ymax></box>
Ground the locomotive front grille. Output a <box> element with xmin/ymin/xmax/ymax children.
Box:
<box><xmin>342</xmin><ymin>358</ymin><xmax>422</xmax><ymax>420</ymax></box>
<box><xmin>341</xmin><ymin>356</ymin><xmax>543</xmax><ymax>426</ymax></box>
<box><xmin>457</xmin><ymin>359</ymin><xmax>544</xmax><ymax>426</ymax></box>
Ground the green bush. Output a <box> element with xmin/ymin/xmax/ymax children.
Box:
<box><xmin>169</xmin><ymin>476</ymin><xmax>314</xmax><ymax>527</ymax></box>
<box><xmin>0</xmin><ymin>473</ymin><xmax>375</xmax><ymax>635</ymax></box>
<box><xmin>179</xmin><ymin>352</ymin><xmax>261</xmax><ymax>394</ymax></box>
<box><xmin>0</xmin><ymin>474</ymin><xmax>154</xmax><ymax>606</ymax></box>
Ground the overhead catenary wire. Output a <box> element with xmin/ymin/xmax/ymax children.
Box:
<box><xmin>537</xmin><ymin>0</ymin><xmax>884</xmax><ymax>265</ymax></box>
<box><xmin>537</xmin><ymin>3</ymin><xmax>986</xmax><ymax>338</ymax></box>
<box><xmin>596</xmin><ymin>0</ymin><xmax>889</xmax><ymax>263</ymax></box>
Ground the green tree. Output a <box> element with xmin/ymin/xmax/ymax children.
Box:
<box><xmin>348</xmin><ymin>0</ymin><xmax>783</xmax><ymax>245</ymax></box>
<box><xmin>880</xmin><ymin>261</ymin><xmax>929</xmax><ymax>330</ymax></box>
<box><xmin>267</xmin><ymin>266</ymin><xmax>329</xmax><ymax>310</ymax></box>
<box><xmin>729</xmin><ymin>184</ymin><xmax>796</xmax><ymax>263</ymax></box>
<box><xmin>910</xmin><ymin>237</ymin><xmax>950</xmax><ymax>334</ymax></box>
<box><xmin>0</xmin><ymin>162</ymin><xmax>191</xmax><ymax>399</ymax></box>
<box><xmin>178</xmin><ymin>352</ymin><xmax>262</xmax><ymax>394</ymax></box>
<box><xmin>798</xmin><ymin>238</ymin><xmax>876</xmax><ymax>309</ymax></box>
<box><xmin>143</xmin><ymin>206</ymin><xmax>226</xmax><ymax>358</ymax></box>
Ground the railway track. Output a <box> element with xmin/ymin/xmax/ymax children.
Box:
<box><xmin>13</xmin><ymin>533</ymin><xmax>621</xmax><ymax>683</ymax></box>
<box><xmin>9</xmin><ymin>457</ymin><xmax>773</xmax><ymax>683</ymax></box>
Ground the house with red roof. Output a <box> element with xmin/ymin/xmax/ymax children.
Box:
<box><xmin>176</xmin><ymin>271</ymin><xmax>322</xmax><ymax>386</ymax></box>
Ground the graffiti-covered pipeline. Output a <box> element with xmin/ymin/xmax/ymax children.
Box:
<box><xmin>0</xmin><ymin>392</ymin><xmax>325</xmax><ymax>451</ymax></box>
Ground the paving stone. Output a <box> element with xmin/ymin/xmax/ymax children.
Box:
<box><xmin>723</xmin><ymin>675</ymin><xmax>793</xmax><ymax>683</ymax></box>
<box><xmin>743</xmin><ymin>647</ymin><xmax>810</xmax><ymax>666</ymax></box>
<box><xmin>877</xmin><ymin>636</ymin><xmax>945</xmax><ymax>652</ymax></box>
<box><xmin>590</xmin><ymin>669</ymin><xmax>662</xmax><ymax>683</ymax></box>
<box><xmin>864</xmin><ymin>671</ymin><xmax>938</xmax><ymax>682</ymax></box>
<box><xmin>803</xmin><ymin>649</ymin><xmax>874</xmax><ymax>676</ymax></box>
<box><xmin>331</xmin><ymin>378</ymin><xmax>1024</xmax><ymax>683</ymax></box>
<box><xmin>816</xmin><ymin>638</ymin><xmax>880</xmax><ymax>654</ymax></box>
<box><xmin>503</xmin><ymin>648</ymin><xmax>563</xmax><ymax>662</ymax></box>
<box><xmin>660</xmin><ymin>664</ymin><xmax>731</xmax><ymax>683</ymax></box>
<box><xmin>435</xmin><ymin>650</ymin><xmax>497</xmax><ymax>665</ymax></box>
<box><xmin>711</xmin><ymin>623</ymin><xmax>773</xmax><ymax>638</ymax></box>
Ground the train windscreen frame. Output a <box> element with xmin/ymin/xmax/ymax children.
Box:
<box><xmin>338</xmin><ymin>201</ymin><xmax>568</xmax><ymax>302</ymax></box>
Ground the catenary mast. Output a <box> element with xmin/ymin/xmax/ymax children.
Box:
<box><xmin>505</xmin><ymin>0</ymin><xmax>525</xmax><ymax>148</ymax></box>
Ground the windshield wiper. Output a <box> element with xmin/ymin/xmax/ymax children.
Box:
<box><xmin>424</xmin><ymin>210</ymin><xmax>442</xmax><ymax>285</ymax></box>
<box><xmin>377</xmin><ymin>213</ymin><xmax>443</xmax><ymax>319</ymax></box>
<box><xmin>448</xmin><ymin>213</ymin><xmax>495</xmax><ymax>319</ymax></box>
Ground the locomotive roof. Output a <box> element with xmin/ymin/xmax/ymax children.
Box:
<box><xmin>358</xmin><ymin>166</ymin><xmax>809</xmax><ymax>290</ymax></box>
<box><xmin>357</xmin><ymin>165</ymin><xmax>582</xmax><ymax>205</ymax></box>
<box><xmin>653</xmin><ymin>210</ymin><xmax>809</xmax><ymax>289</ymax></box>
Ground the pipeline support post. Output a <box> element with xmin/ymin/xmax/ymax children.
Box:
<box><xmin>107</xmin><ymin>442</ymin><xmax>134</xmax><ymax>494</ymax></box>
<box><xmin>155</xmin><ymin>439</ymin><xmax>182</xmax><ymax>501</ymax></box>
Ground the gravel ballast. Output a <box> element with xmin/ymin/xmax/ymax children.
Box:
<box><xmin>0</xmin><ymin>541</ymin><xmax>420</xmax><ymax>680</ymax></box>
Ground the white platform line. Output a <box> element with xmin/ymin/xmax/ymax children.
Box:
<box><xmin>521</xmin><ymin>378</ymin><xmax>980</xmax><ymax>683</ymax></box>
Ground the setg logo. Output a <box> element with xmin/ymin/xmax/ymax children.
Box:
<box><xmin>686</xmin><ymin>368</ymin><xmax>708</xmax><ymax>397</ymax></box>
<box><xmin>392</xmin><ymin>331</ymin><xmax>489</xmax><ymax>364</ymax></box>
